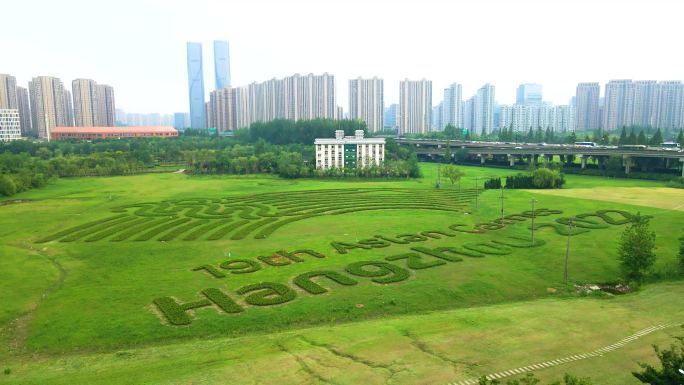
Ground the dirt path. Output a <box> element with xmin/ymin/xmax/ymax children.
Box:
<box><xmin>7</xmin><ymin>249</ymin><xmax>67</xmax><ymax>353</ymax></box>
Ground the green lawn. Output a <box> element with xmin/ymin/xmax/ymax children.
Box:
<box><xmin>0</xmin><ymin>163</ymin><xmax>682</xmax><ymax>384</ymax></box>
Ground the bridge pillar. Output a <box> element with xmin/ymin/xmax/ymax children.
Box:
<box><xmin>479</xmin><ymin>154</ymin><xmax>486</xmax><ymax>164</ymax></box>
<box><xmin>623</xmin><ymin>156</ymin><xmax>632</xmax><ymax>174</ymax></box>
<box><xmin>580</xmin><ymin>156</ymin><xmax>587</xmax><ymax>169</ymax></box>
<box><xmin>508</xmin><ymin>155</ymin><xmax>515</xmax><ymax>167</ymax></box>
<box><xmin>680</xmin><ymin>159</ymin><xmax>684</xmax><ymax>177</ymax></box>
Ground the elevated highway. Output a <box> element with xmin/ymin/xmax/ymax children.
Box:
<box><xmin>396</xmin><ymin>139</ymin><xmax>684</xmax><ymax>176</ymax></box>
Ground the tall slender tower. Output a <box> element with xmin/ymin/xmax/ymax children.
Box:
<box><xmin>187</xmin><ymin>42</ymin><xmax>206</xmax><ymax>129</ymax></box>
<box><xmin>213</xmin><ymin>40</ymin><xmax>231</xmax><ymax>89</ymax></box>
<box><xmin>349</xmin><ymin>77</ymin><xmax>383</xmax><ymax>132</ymax></box>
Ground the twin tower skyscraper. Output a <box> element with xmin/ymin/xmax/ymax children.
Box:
<box><xmin>186</xmin><ymin>40</ymin><xmax>231</xmax><ymax>129</ymax></box>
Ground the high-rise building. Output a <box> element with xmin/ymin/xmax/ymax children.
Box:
<box><xmin>398</xmin><ymin>79</ymin><xmax>432</xmax><ymax>135</ymax></box>
<box><xmin>473</xmin><ymin>84</ymin><xmax>495</xmax><ymax>135</ymax></box>
<box><xmin>63</xmin><ymin>89</ymin><xmax>74</xmax><ymax>127</ymax></box>
<box><xmin>348</xmin><ymin>77</ymin><xmax>383</xmax><ymax>132</ymax></box>
<box><xmin>0</xmin><ymin>74</ymin><xmax>18</xmax><ymax>110</ymax></box>
<box><xmin>603</xmin><ymin>79</ymin><xmax>634</xmax><ymax>131</ymax></box>
<box><xmin>632</xmin><ymin>80</ymin><xmax>658</xmax><ymax>128</ymax></box>
<box><xmin>463</xmin><ymin>98</ymin><xmax>474</xmax><ymax>132</ymax></box>
<box><xmin>575</xmin><ymin>82</ymin><xmax>600</xmax><ymax>131</ymax></box>
<box><xmin>173</xmin><ymin>112</ymin><xmax>189</xmax><ymax>130</ymax></box>
<box><xmin>97</xmin><ymin>85</ymin><xmax>116</xmax><ymax>126</ymax></box>
<box><xmin>442</xmin><ymin>83</ymin><xmax>463</xmax><ymax>129</ymax></box>
<box><xmin>208</xmin><ymin>87</ymin><xmax>235</xmax><ymax>132</ymax></box>
<box><xmin>213</xmin><ymin>40</ymin><xmax>231</xmax><ymax>89</ymax></box>
<box><xmin>516</xmin><ymin>83</ymin><xmax>542</xmax><ymax>106</ymax></box>
<box><xmin>16</xmin><ymin>86</ymin><xmax>31</xmax><ymax>135</ymax></box>
<box><xmin>187</xmin><ymin>42</ymin><xmax>206</xmax><ymax>129</ymax></box>
<box><xmin>432</xmin><ymin>103</ymin><xmax>443</xmax><ymax>131</ymax></box>
<box><xmin>72</xmin><ymin>79</ymin><xmax>99</xmax><ymax>127</ymax></box>
<box><xmin>29</xmin><ymin>76</ymin><xmax>68</xmax><ymax>139</ymax></box>
<box><xmin>384</xmin><ymin>104</ymin><xmax>398</xmax><ymax>129</ymax></box>
<box><xmin>0</xmin><ymin>109</ymin><xmax>21</xmax><ymax>141</ymax></box>
<box><xmin>655</xmin><ymin>81</ymin><xmax>684</xmax><ymax>130</ymax></box>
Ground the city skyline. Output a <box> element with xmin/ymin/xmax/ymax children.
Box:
<box><xmin>2</xmin><ymin>0</ymin><xmax>684</xmax><ymax>114</ymax></box>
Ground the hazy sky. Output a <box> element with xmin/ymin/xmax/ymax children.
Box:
<box><xmin>2</xmin><ymin>0</ymin><xmax>683</xmax><ymax>115</ymax></box>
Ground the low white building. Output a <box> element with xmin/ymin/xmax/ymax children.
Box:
<box><xmin>315</xmin><ymin>130</ymin><xmax>385</xmax><ymax>169</ymax></box>
<box><xmin>0</xmin><ymin>109</ymin><xmax>21</xmax><ymax>141</ymax></box>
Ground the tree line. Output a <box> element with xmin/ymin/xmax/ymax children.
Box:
<box><xmin>0</xmin><ymin>119</ymin><xmax>420</xmax><ymax>197</ymax></box>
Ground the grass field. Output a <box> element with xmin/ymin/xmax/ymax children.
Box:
<box><xmin>1</xmin><ymin>163</ymin><xmax>682</xmax><ymax>384</ymax></box>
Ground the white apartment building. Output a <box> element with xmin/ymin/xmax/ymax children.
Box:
<box><xmin>499</xmin><ymin>104</ymin><xmax>575</xmax><ymax>132</ymax></box>
<box><xmin>0</xmin><ymin>109</ymin><xmax>21</xmax><ymax>141</ymax></box>
<box><xmin>398</xmin><ymin>79</ymin><xmax>432</xmax><ymax>135</ymax></box>
<box><xmin>349</xmin><ymin>77</ymin><xmax>383</xmax><ymax>132</ymax></box>
<box><xmin>442</xmin><ymin>83</ymin><xmax>463</xmax><ymax>129</ymax></box>
<box><xmin>315</xmin><ymin>130</ymin><xmax>385</xmax><ymax>170</ymax></box>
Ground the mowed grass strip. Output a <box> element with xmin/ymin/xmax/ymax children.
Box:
<box><xmin>206</xmin><ymin>219</ymin><xmax>250</xmax><ymax>240</ymax></box>
<box><xmin>83</xmin><ymin>217</ymin><xmax>156</xmax><ymax>242</ymax></box>
<box><xmin>110</xmin><ymin>217</ymin><xmax>175</xmax><ymax>241</ymax></box>
<box><xmin>133</xmin><ymin>218</ymin><xmax>193</xmax><ymax>241</ymax></box>
<box><xmin>60</xmin><ymin>216</ymin><xmax>139</xmax><ymax>242</ymax></box>
<box><xmin>35</xmin><ymin>214</ymin><xmax>129</xmax><ymax>243</ymax></box>
<box><xmin>157</xmin><ymin>219</ymin><xmax>210</xmax><ymax>241</ymax></box>
<box><xmin>182</xmin><ymin>219</ymin><xmax>233</xmax><ymax>241</ymax></box>
<box><xmin>230</xmin><ymin>217</ymin><xmax>279</xmax><ymax>240</ymax></box>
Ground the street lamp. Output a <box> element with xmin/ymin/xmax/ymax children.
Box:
<box><xmin>499</xmin><ymin>185</ymin><xmax>505</xmax><ymax>223</ymax></box>
<box><xmin>474</xmin><ymin>176</ymin><xmax>479</xmax><ymax>209</ymax></box>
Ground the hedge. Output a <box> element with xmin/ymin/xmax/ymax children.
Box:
<box><xmin>182</xmin><ymin>219</ymin><xmax>233</xmax><ymax>241</ymax></box>
<box><xmin>345</xmin><ymin>261</ymin><xmax>410</xmax><ymax>284</ymax></box>
<box><xmin>61</xmin><ymin>216</ymin><xmax>138</xmax><ymax>242</ymax></box>
<box><xmin>133</xmin><ymin>217</ymin><xmax>192</xmax><ymax>241</ymax></box>
<box><xmin>236</xmin><ymin>282</ymin><xmax>297</xmax><ymax>306</ymax></box>
<box><xmin>158</xmin><ymin>219</ymin><xmax>210</xmax><ymax>241</ymax></box>
<box><xmin>36</xmin><ymin>214</ymin><xmax>129</xmax><ymax>243</ymax></box>
<box><xmin>293</xmin><ymin>271</ymin><xmax>358</xmax><ymax>294</ymax></box>
<box><xmin>111</xmin><ymin>217</ymin><xmax>175</xmax><ymax>241</ymax></box>
<box><xmin>207</xmin><ymin>219</ymin><xmax>250</xmax><ymax>240</ymax></box>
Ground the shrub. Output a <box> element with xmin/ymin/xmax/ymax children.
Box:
<box><xmin>84</xmin><ymin>217</ymin><xmax>152</xmax><ymax>242</ymax></box>
<box><xmin>463</xmin><ymin>242</ymin><xmax>512</xmax><ymax>255</ymax></box>
<box><xmin>230</xmin><ymin>217</ymin><xmax>278</xmax><ymax>240</ymax></box>
<box><xmin>484</xmin><ymin>177</ymin><xmax>502</xmax><ymax>189</ymax></box>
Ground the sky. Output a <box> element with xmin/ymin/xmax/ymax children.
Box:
<box><xmin>2</xmin><ymin>0</ymin><xmax>683</xmax><ymax>115</ymax></box>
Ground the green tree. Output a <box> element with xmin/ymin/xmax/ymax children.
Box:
<box><xmin>0</xmin><ymin>175</ymin><xmax>17</xmax><ymax>196</ymax></box>
<box><xmin>633</xmin><ymin>335</ymin><xmax>684</xmax><ymax>384</ymax></box>
<box><xmin>442</xmin><ymin>165</ymin><xmax>465</xmax><ymax>189</ymax></box>
<box><xmin>443</xmin><ymin>141</ymin><xmax>453</xmax><ymax>164</ymax></box>
<box><xmin>619</xmin><ymin>126</ymin><xmax>627</xmax><ymax>145</ymax></box>
<box><xmin>618</xmin><ymin>213</ymin><xmax>656</xmax><ymax>283</ymax></box>
<box><xmin>677</xmin><ymin>129</ymin><xmax>684</xmax><ymax>146</ymax></box>
<box><xmin>637</xmin><ymin>130</ymin><xmax>647</xmax><ymax>145</ymax></box>
<box><xmin>628</xmin><ymin>128</ymin><xmax>638</xmax><ymax>145</ymax></box>
<box><xmin>649</xmin><ymin>128</ymin><xmax>663</xmax><ymax>146</ymax></box>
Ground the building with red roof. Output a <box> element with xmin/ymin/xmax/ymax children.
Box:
<box><xmin>50</xmin><ymin>126</ymin><xmax>178</xmax><ymax>140</ymax></box>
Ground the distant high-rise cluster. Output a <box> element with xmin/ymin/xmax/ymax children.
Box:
<box><xmin>575</xmin><ymin>79</ymin><xmax>684</xmax><ymax>131</ymax></box>
<box><xmin>0</xmin><ymin>72</ymin><xmax>116</xmax><ymax>140</ymax></box>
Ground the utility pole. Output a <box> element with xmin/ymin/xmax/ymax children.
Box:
<box><xmin>499</xmin><ymin>185</ymin><xmax>505</xmax><ymax>223</ymax></box>
<box><xmin>530</xmin><ymin>198</ymin><xmax>537</xmax><ymax>245</ymax></box>
<box><xmin>474</xmin><ymin>176</ymin><xmax>479</xmax><ymax>208</ymax></box>
<box><xmin>564</xmin><ymin>218</ymin><xmax>574</xmax><ymax>286</ymax></box>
